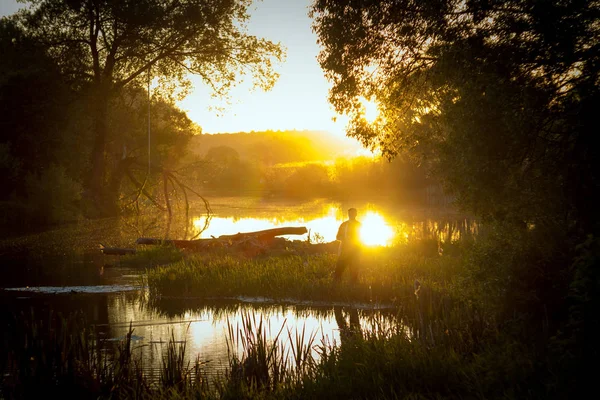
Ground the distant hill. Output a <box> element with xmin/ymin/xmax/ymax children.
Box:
<box><xmin>188</xmin><ymin>130</ymin><xmax>361</xmax><ymax>165</ymax></box>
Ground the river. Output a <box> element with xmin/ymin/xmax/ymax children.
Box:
<box><xmin>0</xmin><ymin>197</ymin><xmax>475</xmax><ymax>378</ymax></box>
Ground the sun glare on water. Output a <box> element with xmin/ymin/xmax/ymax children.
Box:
<box><xmin>359</xmin><ymin>211</ymin><xmax>394</xmax><ymax>247</ymax></box>
<box><xmin>192</xmin><ymin>208</ymin><xmax>395</xmax><ymax>247</ymax></box>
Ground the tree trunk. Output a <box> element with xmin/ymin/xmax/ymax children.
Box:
<box><xmin>88</xmin><ymin>83</ymin><xmax>119</xmax><ymax>216</ymax></box>
<box><xmin>107</xmin><ymin>156</ymin><xmax>134</xmax><ymax>210</ymax></box>
<box><xmin>89</xmin><ymin>87</ymin><xmax>108</xmax><ymax>194</ymax></box>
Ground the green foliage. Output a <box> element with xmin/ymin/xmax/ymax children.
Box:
<box><xmin>0</xmin><ymin>307</ymin><xmax>547</xmax><ymax>399</ymax></box>
<box><xmin>0</xmin><ymin>238</ymin><xmax>580</xmax><ymax>399</ymax></box>
<box><xmin>311</xmin><ymin>3</ymin><xmax>600</xmax><ymax>391</ymax></box>
<box><xmin>145</xmin><ymin>243</ymin><xmax>462</xmax><ymax>306</ymax></box>
<box><xmin>281</xmin><ymin>163</ymin><xmax>331</xmax><ymax>199</ymax></box>
<box><xmin>0</xmin><ymin>311</ymin><xmax>210</xmax><ymax>399</ymax></box>
<box><xmin>199</xmin><ymin>146</ymin><xmax>262</xmax><ymax>194</ymax></box>
<box><xmin>108</xmin><ymin>86</ymin><xmax>199</xmax><ymax>171</ymax></box>
<box><xmin>8</xmin><ymin>0</ymin><xmax>283</xmax><ymax>212</ymax></box>
<box><xmin>18</xmin><ymin>0</ymin><xmax>284</xmax><ymax>96</ymax></box>
<box><xmin>193</xmin><ymin>150</ymin><xmax>431</xmax><ymax>203</ymax></box>
<box><xmin>0</xmin><ymin>18</ymin><xmax>77</xmax><ymax>199</ymax></box>
<box><xmin>24</xmin><ymin>164</ymin><xmax>83</xmax><ymax>224</ymax></box>
<box><xmin>548</xmin><ymin>236</ymin><xmax>600</xmax><ymax>397</ymax></box>
<box><xmin>311</xmin><ymin>0</ymin><xmax>600</xmax><ymax>232</ymax></box>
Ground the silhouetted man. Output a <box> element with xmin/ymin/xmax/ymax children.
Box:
<box><xmin>334</xmin><ymin>208</ymin><xmax>361</xmax><ymax>283</ymax></box>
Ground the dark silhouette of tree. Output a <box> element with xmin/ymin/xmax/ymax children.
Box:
<box><xmin>312</xmin><ymin>4</ymin><xmax>600</xmax><ymax>392</ymax></box>
<box><xmin>311</xmin><ymin>0</ymin><xmax>600</xmax><ymax>233</ymax></box>
<box><xmin>0</xmin><ymin>18</ymin><xmax>74</xmax><ymax>197</ymax></box>
<box><xmin>0</xmin><ymin>18</ymin><xmax>88</xmax><ymax>227</ymax></box>
<box><xmin>11</xmin><ymin>0</ymin><xmax>283</xmax><ymax>215</ymax></box>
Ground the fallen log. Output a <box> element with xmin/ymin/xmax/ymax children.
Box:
<box><xmin>217</xmin><ymin>226</ymin><xmax>308</xmax><ymax>240</ymax></box>
<box><xmin>99</xmin><ymin>244</ymin><xmax>137</xmax><ymax>255</ymax></box>
<box><xmin>136</xmin><ymin>226</ymin><xmax>308</xmax><ymax>247</ymax></box>
<box><xmin>135</xmin><ymin>238</ymin><xmax>212</xmax><ymax>246</ymax></box>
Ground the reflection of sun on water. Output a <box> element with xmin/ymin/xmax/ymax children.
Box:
<box><xmin>360</xmin><ymin>212</ymin><xmax>394</xmax><ymax>247</ymax></box>
<box><xmin>191</xmin><ymin>208</ymin><xmax>395</xmax><ymax>246</ymax></box>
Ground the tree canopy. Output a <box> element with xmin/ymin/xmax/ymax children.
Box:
<box><xmin>18</xmin><ymin>0</ymin><xmax>283</xmax><ymax>95</ymax></box>
<box><xmin>311</xmin><ymin>0</ymin><xmax>600</xmax><ymax>232</ymax></box>
<box><xmin>9</xmin><ymin>0</ymin><xmax>284</xmax><ymax>214</ymax></box>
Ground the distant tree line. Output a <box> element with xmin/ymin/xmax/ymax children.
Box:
<box><xmin>182</xmin><ymin>131</ymin><xmax>434</xmax><ymax>204</ymax></box>
<box><xmin>188</xmin><ymin>130</ymin><xmax>357</xmax><ymax>165</ymax></box>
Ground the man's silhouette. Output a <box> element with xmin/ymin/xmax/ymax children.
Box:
<box><xmin>334</xmin><ymin>208</ymin><xmax>361</xmax><ymax>283</ymax></box>
<box><xmin>334</xmin><ymin>306</ymin><xmax>362</xmax><ymax>343</ymax></box>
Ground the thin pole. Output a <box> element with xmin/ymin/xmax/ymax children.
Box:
<box><xmin>147</xmin><ymin>65</ymin><xmax>151</xmax><ymax>173</ymax></box>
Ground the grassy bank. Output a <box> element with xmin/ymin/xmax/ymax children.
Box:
<box><xmin>2</xmin><ymin>233</ymin><xmax>585</xmax><ymax>398</ymax></box>
<box><xmin>143</xmin><ymin>240</ymin><xmax>490</xmax><ymax>351</ymax></box>
<box><xmin>145</xmin><ymin>241</ymin><xmax>464</xmax><ymax>305</ymax></box>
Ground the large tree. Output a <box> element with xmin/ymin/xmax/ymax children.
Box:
<box><xmin>311</xmin><ymin>0</ymin><xmax>600</xmax><ymax>234</ymax></box>
<box><xmin>12</xmin><ymin>0</ymin><xmax>283</xmax><ymax>214</ymax></box>
<box><xmin>0</xmin><ymin>18</ymin><xmax>75</xmax><ymax>197</ymax></box>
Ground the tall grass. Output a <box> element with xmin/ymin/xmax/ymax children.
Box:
<box><xmin>146</xmin><ymin>240</ymin><xmax>463</xmax><ymax>304</ymax></box>
<box><xmin>143</xmin><ymin>240</ymin><xmax>487</xmax><ymax>356</ymax></box>
<box><xmin>1</xmin><ymin>306</ymin><xmax>550</xmax><ymax>399</ymax></box>
<box><xmin>1</xmin><ymin>234</ymin><xmax>561</xmax><ymax>399</ymax></box>
<box><xmin>0</xmin><ymin>311</ymin><xmax>210</xmax><ymax>399</ymax></box>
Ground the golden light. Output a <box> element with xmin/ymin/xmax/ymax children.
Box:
<box><xmin>359</xmin><ymin>96</ymin><xmax>380</xmax><ymax>124</ymax></box>
<box><xmin>191</xmin><ymin>207</ymin><xmax>396</xmax><ymax>247</ymax></box>
<box><xmin>359</xmin><ymin>211</ymin><xmax>394</xmax><ymax>246</ymax></box>
<box><xmin>354</xmin><ymin>147</ymin><xmax>379</xmax><ymax>158</ymax></box>
<box><xmin>192</xmin><ymin>211</ymin><xmax>340</xmax><ymax>243</ymax></box>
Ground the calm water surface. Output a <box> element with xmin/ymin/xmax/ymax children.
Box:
<box><xmin>0</xmin><ymin>197</ymin><xmax>474</xmax><ymax>375</ymax></box>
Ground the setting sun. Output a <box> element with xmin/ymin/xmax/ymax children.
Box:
<box><xmin>359</xmin><ymin>211</ymin><xmax>394</xmax><ymax>246</ymax></box>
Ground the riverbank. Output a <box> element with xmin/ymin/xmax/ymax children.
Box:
<box><xmin>0</xmin><ymin>277</ymin><xmax>547</xmax><ymax>400</ymax></box>
<box><xmin>1</xmin><ymin>233</ymin><xmax>583</xmax><ymax>399</ymax></box>
<box><xmin>1</xmin><ymin>200</ymin><xmax>588</xmax><ymax>399</ymax></box>
<box><xmin>144</xmin><ymin>242</ymin><xmax>460</xmax><ymax>304</ymax></box>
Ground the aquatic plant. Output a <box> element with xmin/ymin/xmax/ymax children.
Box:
<box><xmin>0</xmin><ymin>305</ymin><xmax>553</xmax><ymax>399</ymax></box>
<box><xmin>0</xmin><ymin>311</ymin><xmax>208</xmax><ymax>399</ymax></box>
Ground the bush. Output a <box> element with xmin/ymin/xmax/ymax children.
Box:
<box><xmin>24</xmin><ymin>163</ymin><xmax>82</xmax><ymax>224</ymax></box>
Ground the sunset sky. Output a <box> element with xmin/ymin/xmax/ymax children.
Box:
<box><xmin>0</xmin><ymin>0</ymin><xmax>352</xmax><ymax>137</ymax></box>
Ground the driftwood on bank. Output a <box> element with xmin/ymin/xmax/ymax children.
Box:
<box><xmin>216</xmin><ymin>226</ymin><xmax>308</xmax><ymax>240</ymax></box>
<box><xmin>101</xmin><ymin>226</ymin><xmax>338</xmax><ymax>258</ymax></box>
<box><xmin>135</xmin><ymin>226</ymin><xmax>310</xmax><ymax>254</ymax></box>
<box><xmin>134</xmin><ymin>226</ymin><xmax>339</xmax><ymax>256</ymax></box>
<box><xmin>136</xmin><ymin>226</ymin><xmax>308</xmax><ymax>247</ymax></box>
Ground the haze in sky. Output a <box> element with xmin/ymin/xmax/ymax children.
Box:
<box><xmin>0</xmin><ymin>0</ymin><xmax>352</xmax><ymax>137</ymax></box>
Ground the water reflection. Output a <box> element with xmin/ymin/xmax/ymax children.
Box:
<box><xmin>0</xmin><ymin>197</ymin><xmax>476</xmax><ymax>381</ymax></box>
<box><xmin>103</xmin><ymin>294</ymin><xmax>401</xmax><ymax>377</ymax></box>
<box><xmin>192</xmin><ymin>206</ymin><xmax>477</xmax><ymax>247</ymax></box>
<box><xmin>1</xmin><ymin>288</ymin><xmax>403</xmax><ymax>379</ymax></box>
<box><xmin>334</xmin><ymin>306</ymin><xmax>362</xmax><ymax>341</ymax></box>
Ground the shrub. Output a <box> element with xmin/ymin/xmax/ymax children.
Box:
<box><xmin>24</xmin><ymin>163</ymin><xmax>82</xmax><ymax>224</ymax></box>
